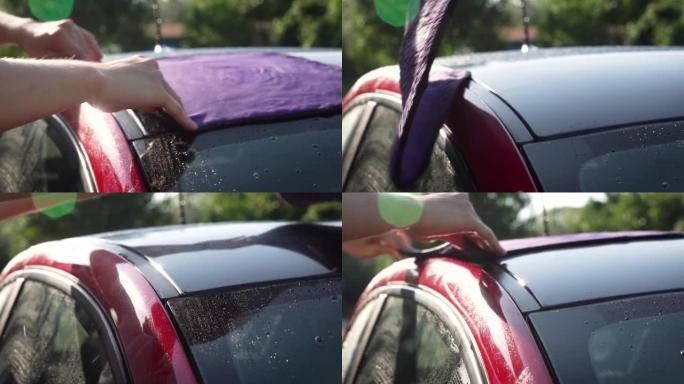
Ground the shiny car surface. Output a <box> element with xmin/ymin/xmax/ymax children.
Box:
<box><xmin>343</xmin><ymin>232</ymin><xmax>684</xmax><ymax>384</ymax></box>
<box><xmin>0</xmin><ymin>221</ymin><xmax>341</xmax><ymax>383</ymax></box>
<box><xmin>342</xmin><ymin>46</ymin><xmax>684</xmax><ymax>192</ymax></box>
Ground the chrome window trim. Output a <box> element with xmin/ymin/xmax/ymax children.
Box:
<box><xmin>344</xmin><ymin>283</ymin><xmax>488</xmax><ymax>384</ymax></box>
<box><xmin>0</xmin><ymin>279</ymin><xmax>23</xmax><ymax>338</ymax></box>
<box><xmin>0</xmin><ymin>267</ymin><xmax>130</xmax><ymax>383</ymax></box>
<box><xmin>51</xmin><ymin>114</ymin><xmax>98</xmax><ymax>192</ymax></box>
<box><xmin>342</xmin><ymin>293</ymin><xmax>387</xmax><ymax>384</ymax></box>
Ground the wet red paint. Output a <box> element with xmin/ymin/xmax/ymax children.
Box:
<box><xmin>0</xmin><ymin>240</ymin><xmax>197</xmax><ymax>384</ymax></box>
<box><xmin>352</xmin><ymin>258</ymin><xmax>553</xmax><ymax>384</ymax></box>
<box><xmin>343</xmin><ymin>66</ymin><xmax>538</xmax><ymax>191</ymax></box>
<box><xmin>61</xmin><ymin>105</ymin><xmax>146</xmax><ymax>192</ymax></box>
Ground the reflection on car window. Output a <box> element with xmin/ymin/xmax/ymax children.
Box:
<box><xmin>0</xmin><ymin>119</ymin><xmax>84</xmax><ymax>192</ymax></box>
<box><xmin>354</xmin><ymin>296</ymin><xmax>472</xmax><ymax>384</ymax></box>
<box><xmin>133</xmin><ymin>115</ymin><xmax>341</xmax><ymax>192</ymax></box>
<box><xmin>0</xmin><ymin>281</ymin><xmax>114</xmax><ymax>384</ymax></box>
<box><xmin>530</xmin><ymin>291</ymin><xmax>684</xmax><ymax>384</ymax></box>
<box><xmin>524</xmin><ymin>119</ymin><xmax>684</xmax><ymax>191</ymax></box>
<box><xmin>168</xmin><ymin>278</ymin><xmax>341</xmax><ymax>384</ymax></box>
<box><xmin>345</xmin><ymin>103</ymin><xmax>471</xmax><ymax>192</ymax></box>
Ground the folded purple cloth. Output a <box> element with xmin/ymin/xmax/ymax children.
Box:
<box><xmin>159</xmin><ymin>52</ymin><xmax>342</xmax><ymax>129</ymax></box>
<box><xmin>392</xmin><ymin>0</ymin><xmax>466</xmax><ymax>187</ymax></box>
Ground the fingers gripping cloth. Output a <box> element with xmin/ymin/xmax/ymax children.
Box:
<box><xmin>391</xmin><ymin>0</ymin><xmax>471</xmax><ymax>187</ymax></box>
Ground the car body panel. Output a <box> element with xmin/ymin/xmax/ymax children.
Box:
<box><xmin>92</xmin><ymin>222</ymin><xmax>341</xmax><ymax>298</ymax></box>
<box><xmin>465</xmin><ymin>50</ymin><xmax>684</xmax><ymax>138</ymax></box>
<box><xmin>351</xmin><ymin>258</ymin><xmax>553</xmax><ymax>384</ymax></box>
<box><xmin>61</xmin><ymin>106</ymin><xmax>146</xmax><ymax>192</ymax></box>
<box><xmin>0</xmin><ymin>240</ymin><xmax>197</xmax><ymax>384</ymax></box>
<box><xmin>500</xmin><ymin>234</ymin><xmax>684</xmax><ymax>308</ymax></box>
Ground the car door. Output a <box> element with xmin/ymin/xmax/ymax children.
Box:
<box><xmin>0</xmin><ymin>270</ymin><xmax>128</xmax><ymax>383</ymax></box>
<box><xmin>342</xmin><ymin>94</ymin><xmax>476</xmax><ymax>192</ymax></box>
<box><xmin>0</xmin><ymin>115</ymin><xmax>96</xmax><ymax>192</ymax></box>
<box><xmin>342</xmin><ymin>285</ymin><xmax>487</xmax><ymax>384</ymax></box>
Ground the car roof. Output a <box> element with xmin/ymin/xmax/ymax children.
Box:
<box><xmin>435</xmin><ymin>46</ymin><xmax>684</xmax><ymax>139</ymax></box>
<box><xmin>496</xmin><ymin>231</ymin><xmax>684</xmax><ymax>310</ymax></box>
<box><xmin>105</xmin><ymin>46</ymin><xmax>342</xmax><ymax>67</ymax></box>
<box><xmin>89</xmin><ymin>221</ymin><xmax>340</xmax><ymax>298</ymax></box>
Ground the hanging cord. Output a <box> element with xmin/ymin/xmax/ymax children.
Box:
<box><xmin>540</xmin><ymin>194</ymin><xmax>550</xmax><ymax>236</ymax></box>
<box><xmin>521</xmin><ymin>0</ymin><xmax>531</xmax><ymax>52</ymax></box>
<box><xmin>152</xmin><ymin>0</ymin><xmax>163</xmax><ymax>53</ymax></box>
<box><xmin>178</xmin><ymin>193</ymin><xmax>187</xmax><ymax>225</ymax></box>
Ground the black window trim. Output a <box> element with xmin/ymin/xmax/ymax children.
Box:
<box><xmin>0</xmin><ymin>267</ymin><xmax>130</xmax><ymax>383</ymax></box>
<box><xmin>51</xmin><ymin>114</ymin><xmax>98</xmax><ymax>192</ymax></box>
<box><xmin>344</xmin><ymin>283</ymin><xmax>488</xmax><ymax>384</ymax></box>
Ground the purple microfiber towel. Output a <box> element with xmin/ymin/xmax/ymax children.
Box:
<box><xmin>391</xmin><ymin>0</ymin><xmax>468</xmax><ymax>187</ymax></box>
<box><xmin>158</xmin><ymin>52</ymin><xmax>342</xmax><ymax>129</ymax></box>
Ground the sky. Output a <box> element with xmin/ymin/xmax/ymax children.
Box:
<box><xmin>519</xmin><ymin>193</ymin><xmax>606</xmax><ymax>220</ymax></box>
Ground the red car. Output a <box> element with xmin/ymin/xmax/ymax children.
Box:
<box><xmin>0</xmin><ymin>48</ymin><xmax>341</xmax><ymax>193</ymax></box>
<box><xmin>343</xmin><ymin>231</ymin><xmax>684</xmax><ymax>384</ymax></box>
<box><xmin>0</xmin><ymin>221</ymin><xmax>341</xmax><ymax>383</ymax></box>
<box><xmin>343</xmin><ymin>47</ymin><xmax>684</xmax><ymax>192</ymax></box>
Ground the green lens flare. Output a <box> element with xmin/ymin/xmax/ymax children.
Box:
<box><xmin>374</xmin><ymin>0</ymin><xmax>420</xmax><ymax>27</ymax></box>
<box><xmin>377</xmin><ymin>193</ymin><xmax>424</xmax><ymax>228</ymax></box>
<box><xmin>32</xmin><ymin>193</ymin><xmax>77</xmax><ymax>219</ymax></box>
<box><xmin>28</xmin><ymin>0</ymin><xmax>74</xmax><ymax>21</ymax></box>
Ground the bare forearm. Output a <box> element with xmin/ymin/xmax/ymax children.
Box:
<box><xmin>342</xmin><ymin>193</ymin><xmax>392</xmax><ymax>241</ymax></box>
<box><xmin>0</xmin><ymin>58</ymin><xmax>99</xmax><ymax>131</ymax></box>
<box><xmin>0</xmin><ymin>11</ymin><xmax>30</xmax><ymax>46</ymax></box>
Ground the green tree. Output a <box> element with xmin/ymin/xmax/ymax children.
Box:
<box><xmin>0</xmin><ymin>0</ymin><xmax>154</xmax><ymax>52</ymax></box>
<box><xmin>182</xmin><ymin>0</ymin><xmax>341</xmax><ymax>48</ymax></box>
<box><xmin>535</xmin><ymin>0</ymin><xmax>684</xmax><ymax>46</ymax></box>
<box><xmin>342</xmin><ymin>0</ymin><xmax>510</xmax><ymax>90</ymax></box>
<box><xmin>563</xmin><ymin>193</ymin><xmax>684</xmax><ymax>233</ymax></box>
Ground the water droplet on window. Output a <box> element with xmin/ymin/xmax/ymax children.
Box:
<box><xmin>314</xmin><ymin>336</ymin><xmax>323</xmax><ymax>344</ymax></box>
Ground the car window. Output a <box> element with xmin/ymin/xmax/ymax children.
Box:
<box><xmin>344</xmin><ymin>102</ymin><xmax>474</xmax><ymax>192</ymax></box>
<box><xmin>0</xmin><ymin>280</ymin><xmax>115</xmax><ymax>384</ymax></box>
<box><xmin>354</xmin><ymin>295</ymin><xmax>474</xmax><ymax>384</ymax></box>
<box><xmin>167</xmin><ymin>277</ymin><xmax>341</xmax><ymax>384</ymax></box>
<box><xmin>523</xmin><ymin>119</ymin><xmax>684</xmax><ymax>191</ymax></box>
<box><xmin>0</xmin><ymin>118</ymin><xmax>86</xmax><ymax>192</ymax></box>
<box><xmin>530</xmin><ymin>291</ymin><xmax>684</xmax><ymax>384</ymax></box>
<box><xmin>132</xmin><ymin>113</ymin><xmax>341</xmax><ymax>192</ymax></box>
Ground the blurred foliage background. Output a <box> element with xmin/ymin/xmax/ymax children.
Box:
<box><xmin>343</xmin><ymin>193</ymin><xmax>684</xmax><ymax>317</ymax></box>
<box><xmin>0</xmin><ymin>193</ymin><xmax>341</xmax><ymax>269</ymax></box>
<box><xmin>343</xmin><ymin>0</ymin><xmax>684</xmax><ymax>90</ymax></box>
<box><xmin>0</xmin><ymin>0</ymin><xmax>341</xmax><ymax>57</ymax></box>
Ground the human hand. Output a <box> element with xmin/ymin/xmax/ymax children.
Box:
<box><xmin>89</xmin><ymin>56</ymin><xmax>197</xmax><ymax>131</ymax></box>
<box><xmin>343</xmin><ymin>230</ymin><xmax>413</xmax><ymax>259</ymax></box>
<box><xmin>16</xmin><ymin>19</ymin><xmax>102</xmax><ymax>61</ymax></box>
<box><xmin>407</xmin><ymin>193</ymin><xmax>506</xmax><ymax>256</ymax></box>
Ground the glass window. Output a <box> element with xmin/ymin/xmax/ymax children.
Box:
<box><xmin>0</xmin><ymin>280</ymin><xmax>115</xmax><ymax>384</ymax></box>
<box><xmin>530</xmin><ymin>291</ymin><xmax>684</xmax><ymax>384</ymax></box>
<box><xmin>0</xmin><ymin>119</ymin><xmax>84</xmax><ymax>192</ymax></box>
<box><xmin>168</xmin><ymin>277</ymin><xmax>341</xmax><ymax>384</ymax></box>
<box><xmin>523</xmin><ymin>119</ymin><xmax>684</xmax><ymax>191</ymax></box>
<box><xmin>354</xmin><ymin>296</ymin><xmax>474</xmax><ymax>384</ymax></box>
<box><xmin>132</xmin><ymin>113</ymin><xmax>341</xmax><ymax>192</ymax></box>
<box><xmin>344</xmin><ymin>103</ymin><xmax>474</xmax><ymax>192</ymax></box>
